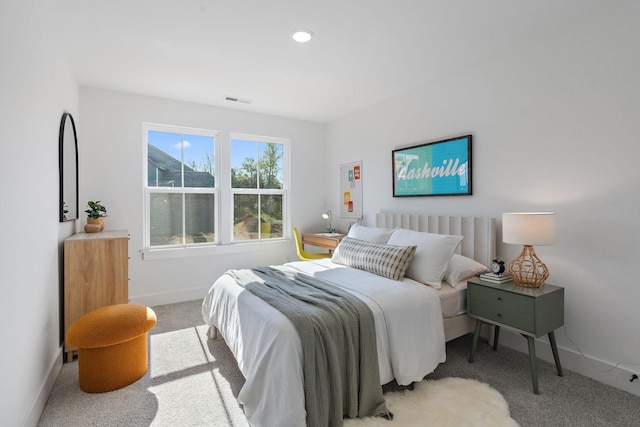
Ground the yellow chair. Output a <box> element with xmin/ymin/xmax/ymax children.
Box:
<box><xmin>293</xmin><ymin>227</ymin><xmax>332</xmax><ymax>261</ymax></box>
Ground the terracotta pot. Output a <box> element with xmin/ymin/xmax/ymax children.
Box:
<box><xmin>87</xmin><ymin>216</ymin><xmax>106</xmax><ymax>231</ymax></box>
<box><xmin>84</xmin><ymin>223</ymin><xmax>102</xmax><ymax>233</ymax></box>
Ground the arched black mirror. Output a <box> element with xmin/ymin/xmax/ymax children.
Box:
<box><xmin>59</xmin><ymin>112</ymin><xmax>78</xmax><ymax>222</ymax></box>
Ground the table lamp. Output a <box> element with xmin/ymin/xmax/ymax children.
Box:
<box><xmin>502</xmin><ymin>212</ymin><xmax>556</xmax><ymax>288</ymax></box>
<box><xmin>322</xmin><ymin>209</ymin><xmax>335</xmax><ymax>233</ymax></box>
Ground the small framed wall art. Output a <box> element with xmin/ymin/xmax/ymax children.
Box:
<box><xmin>392</xmin><ymin>135</ymin><xmax>472</xmax><ymax>197</ymax></box>
<box><xmin>340</xmin><ymin>161</ymin><xmax>363</xmax><ymax>218</ymax></box>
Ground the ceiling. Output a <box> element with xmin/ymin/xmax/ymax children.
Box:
<box><xmin>55</xmin><ymin>0</ymin><xmax>605</xmax><ymax>123</ymax></box>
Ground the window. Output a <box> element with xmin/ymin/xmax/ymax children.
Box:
<box><xmin>231</xmin><ymin>134</ymin><xmax>287</xmax><ymax>242</ymax></box>
<box><xmin>143</xmin><ymin>125</ymin><xmax>289</xmax><ymax>252</ymax></box>
<box><xmin>144</xmin><ymin>124</ymin><xmax>218</xmax><ymax>248</ymax></box>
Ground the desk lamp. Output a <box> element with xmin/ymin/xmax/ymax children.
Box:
<box><xmin>502</xmin><ymin>212</ymin><xmax>556</xmax><ymax>288</ymax></box>
<box><xmin>322</xmin><ymin>210</ymin><xmax>335</xmax><ymax>233</ymax></box>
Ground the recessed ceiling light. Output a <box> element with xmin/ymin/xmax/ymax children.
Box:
<box><xmin>291</xmin><ymin>29</ymin><xmax>314</xmax><ymax>43</ymax></box>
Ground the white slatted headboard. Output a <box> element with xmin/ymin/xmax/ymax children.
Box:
<box><xmin>375</xmin><ymin>212</ymin><xmax>496</xmax><ymax>268</ymax></box>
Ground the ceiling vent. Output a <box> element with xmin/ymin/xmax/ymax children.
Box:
<box><xmin>225</xmin><ymin>96</ymin><xmax>253</xmax><ymax>104</ymax></box>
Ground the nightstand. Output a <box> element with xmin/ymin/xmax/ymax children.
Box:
<box><xmin>467</xmin><ymin>277</ymin><xmax>564</xmax><ymax>394</ymax></box>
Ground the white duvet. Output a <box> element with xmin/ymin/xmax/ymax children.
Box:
<box><xmin>201</xmin><ymin>258</ymin><xmax>446</xmax><ymax>427</ymax></box>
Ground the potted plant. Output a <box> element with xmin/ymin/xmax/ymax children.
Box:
<box><xmin>84</xmin><ymin>200</ymin><xmax>107</xmax><ymax>233</ymax></box>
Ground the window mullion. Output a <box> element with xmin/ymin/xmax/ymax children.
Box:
<box><xmin>181</xmin><ymin>133</ymin><xmax>186</xmax><ymax>188</ymax></box>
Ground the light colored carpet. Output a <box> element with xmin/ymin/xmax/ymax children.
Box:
<box><xmin>39</xmin><ymin>299</ymin><xmax>517</xmax><ymax>426</ymax></box>
<box><xmin>39</xmin><ymin>299</ymin><xmax>640</xmax><ymax>426</ymax></box>
<box><xmin>39</xmin><ymin>301</ymin><xmax>249</xmax><ymax>427</ymax></box>
<box><xmin>346</xmin><ymin>377</ymin><xmax>519</xmax><ymax>427</ymax></box>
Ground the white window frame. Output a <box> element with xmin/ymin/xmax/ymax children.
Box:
<box><xmin>142</xmin><ymin>123</ymin><xmax>220</xmax><ymax>251</ymax></box>
<box><xmin>229</xmin><ymin>132</ymin><xmax>290</xmax><ymax>243</ymax></box>
<box><xmin>141</xmin><ymin>126</ymin><xmax>291</xmax><ymax>260</ymax></box>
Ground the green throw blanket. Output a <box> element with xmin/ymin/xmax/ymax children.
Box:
<box><xmin>227</xmin><ymin>266</ymin><xmax>391</xmax><ymax>427</ymax></box>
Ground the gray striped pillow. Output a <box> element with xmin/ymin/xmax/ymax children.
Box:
<box><xmin>331</xmin><ymin>237</ymin><xmax>417</xmax><ymax>281</ymax></box>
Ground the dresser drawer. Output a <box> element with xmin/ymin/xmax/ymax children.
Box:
<box><xmin>469</xmin><ymin>282</ymin><xmax>534</xmax><ymax>313</ymax></box>
<box><xmin>469</xmin><ymin>300</ymin><xmax>534</xmax><ymax>332</ymax></box>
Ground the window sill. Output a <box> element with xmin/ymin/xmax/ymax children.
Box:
<box><xmin>140</xmin><ymin>238</ymin><xmax>292</xmax><ymax>261</ymax></box>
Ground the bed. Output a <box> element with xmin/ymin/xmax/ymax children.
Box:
<box><xmin>374</xmin><ymin>213</ymin><xmax>496</xmax><ymax>341</ymax></box>
<box><xmin>202</xmin><ymin>212</ymin><xmax>496</xmax><ymax>427</ymax></box>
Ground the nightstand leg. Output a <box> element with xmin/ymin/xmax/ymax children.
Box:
<box><xmin>548</xmin><ymin>331</ymin><xmax>564</xmax><ymax>377</ymax></box>
<box><xmin>469</xmin><ymin>319</ymin><xmax>482</xmax><ymax>363</ymax></box>
<box><xmin>525</xmin><ymin>335</ymin><xmax>540</xmax><ymax>394</ymax></box>
<box><xmin>493</xmin><ymin>326</ymin><xmax>500</xmax><ymax>351</ymax></box>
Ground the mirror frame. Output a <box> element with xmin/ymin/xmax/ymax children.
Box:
<box><xmin>59</xmin><ymin>112</ymin><xmax>79</xmax><ymax>222</ymax></box>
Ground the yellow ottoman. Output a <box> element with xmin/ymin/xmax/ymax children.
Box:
<box><xmin>66</xmin><ymin>304</ymin><xmax>157</xmax><ymax>393</ymax></box>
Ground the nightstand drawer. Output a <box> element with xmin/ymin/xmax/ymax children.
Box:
<box><xmin>469</xmin><ymin>283</ymin><xmax>533</xmax><ymax>313</ymax></box>
<box><xmin>469</xmin><ymin>300</ymin><xmax>534</xmax><ymax>332</ymax></box>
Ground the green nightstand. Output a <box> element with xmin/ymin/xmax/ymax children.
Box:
<box><xmin>467</xmin><ymin>276</ymin><xmax>564</xmax><ymax>394</ymax></box>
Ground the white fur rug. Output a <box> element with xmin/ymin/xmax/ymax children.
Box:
<box><xmin>345</xmin><ymin>377</ymin><xmax>520</xmax><ymax>427</ymax></box>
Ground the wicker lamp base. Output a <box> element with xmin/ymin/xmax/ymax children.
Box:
<box><xmin>508</xmin><ymin>245</ymin><xmax>549</xmax><ymax>288</ymax></box>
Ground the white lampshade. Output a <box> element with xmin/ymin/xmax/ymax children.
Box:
<box><xmin>502</xmin><ymin>212</ymin><xmax>556</xmax><ymax>246</ymax></box>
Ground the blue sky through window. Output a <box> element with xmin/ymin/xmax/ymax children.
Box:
<box><xmin>231</xmin><ymin>138</ymin><xmax>260</xmax><ymax>170</ymax></box>
<box><xmin>148</xmin><ymin>130</ymin><xmax>214</xmax><ymax>170</ymax></box>
<box><xmin>148</xmin><ymin>131</ymin><xmax>264</xmax><ymax>171</ymax></box>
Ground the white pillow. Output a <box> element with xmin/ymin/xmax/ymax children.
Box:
<box><xmin>347</xmin><ymin>223</ymin><xmax>396</xmax><ymax>244</ymax></box>
<box><xmin>444</xmin><ymin>254</ymin><xmax>489</xmax><ymax>288</ymax></box>
<box><xmin>387</xmin><ymin>228</ymin><xmax>463</xmax><ymax>288</ymax></box>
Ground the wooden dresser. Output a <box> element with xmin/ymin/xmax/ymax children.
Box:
<box><xmin>63</xmin><ymin>230</ymin><xmax>129</xmax><ymax>362</ymax></box>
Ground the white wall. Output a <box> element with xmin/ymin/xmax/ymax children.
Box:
<box><xmin>4</xmin><ymin>2</ymin><xmax>638</xmax><ymax>424</ymax></box>
<box><xmin>0</xmin><ymin>1</ymin><xmax>79</xmax><ymax>425</ymax></box>
<box><xmin>326</xmin><ymin>3</ymin><xmax>640</xmax><ymax>395</ymax></box>
<box><xmin>79</xmin><ymin>87</ymin><xmax>327</xmax><ymax>306</ymax></box>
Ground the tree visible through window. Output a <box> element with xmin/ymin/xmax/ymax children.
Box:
<box><xmin>231</xmin><ymin>137</ymin><xmax>285</xmax><ymax>241</ymax></box>
<box><xmin>144</xmin><ymin>126</ymin><xmax>289</xmax><ymax>250</ymax></box>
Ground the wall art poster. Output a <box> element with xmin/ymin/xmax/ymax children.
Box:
<box><xmin>392</xmin><ymin>135</ymin><xmax>472</xmax><ymax>197</ymax></box>
<box><xmin>340</xmin><ymin>161</ymin><xmax>362</xmax><ymax>218</ymax></box>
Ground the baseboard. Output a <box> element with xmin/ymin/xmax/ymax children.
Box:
<box><xmin>23</xmin><ymin>347</ymin><xmax>63</xmax><ymax>427</ymax></box>
<box><xmin>129</xmin><ymin>285</ymin><xmax>210</xmax><ymax>308</ymax></box>
<box><xmin>498</xmin><ymin>330</ymin><xmax>640</xmax><ymax>397</ymax></box>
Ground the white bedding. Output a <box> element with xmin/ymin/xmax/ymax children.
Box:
<box><xmin>201</xmin><ymin>258</ymin><xmax>446</xmax><ymax>427</ymax></box>
<box><xmin>437</xmin><ymin>282</ymin><xmax>468</xmax><ymax>318</ymax></box>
